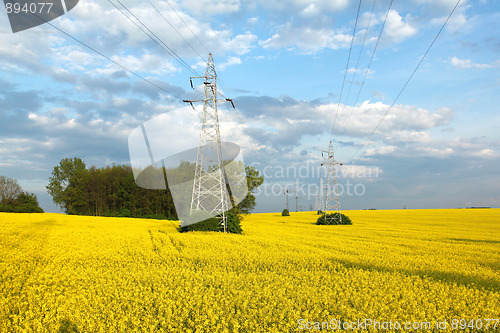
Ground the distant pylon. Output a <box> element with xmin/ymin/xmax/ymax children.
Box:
<box><xmin>321</xmin><ymin>141</ymin><xmax>343</xmax><ymax>224</ymax></box>
<box><xmin>316</xmin><ymin>182</ymin><xmax>325</xmax><ymax>212</ymax></box>
<box><xmin>183</xmin><ymin>53</ymin><xmax>235</xmax><ymax>232</ymax></box>
<box><xmin>319</xmin><ymin>183</ymin><xmax>324</xmax><ymax>212</ymax></box>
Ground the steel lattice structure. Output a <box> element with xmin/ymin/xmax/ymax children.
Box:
<box><xmin>321</xmin><ymin>141</ymin><xmax>343</xmax><ymax>224</ymax></box>
<box><xmin>315</xmin><ymin>183</ymin><xmax>325</xmax><ymax>212</ymax></box>
<box><xmin>183</xmin><ymin>53</ymin><xmax>234</xmax><ymax>232</ymax></box>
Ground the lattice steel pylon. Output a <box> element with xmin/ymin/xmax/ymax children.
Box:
<box><xmin>319</xmin><ymin>184</ymin><xmax>325</xmax><ymax>212</ymax></box>
<box><xmin>183</xmin><ymin>53</ymin><xmax>235</xmax><ymax>232</ymax></box>
<box><xmin>315</xmin><ymin>182</ymin><xmax>325</xmax><ymax>212</ymax></box>
<box><xmin>321</xmin><ymin>141</ymin><xmax>343</xmax><ymax>224</ymax></box>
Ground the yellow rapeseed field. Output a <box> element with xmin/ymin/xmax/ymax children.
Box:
<box><xmin>0</xmin><ymin>209</ymin><xmax>499</xmax><ymax>332</ymax></box>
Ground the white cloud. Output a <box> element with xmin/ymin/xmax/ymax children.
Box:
<box><xmin>55</xmin><ymin>0</ymin><xmax>256</xmax><ymax>58</ymax></box>
<box><xmin>222</xmin><ymin>32</ymin><xmax>258</xmax><ymax>55</ymax></box>
<box><xmin>383</xmin><ymin>10</ymin><xmax>417</xmax><ymax>43</ymax></box>
<box><xmin>108</xmin><ymin>54</ymin><xmax>177</xmax><ymax>74</ymax></box>
<box><xmin>415</xmin><ymin>146</ymin><xmax>454</xmax><ymax>158</ymax></box>
<box><xmin>260</xmin><ymin>23</ymin><xmax>351</xmax><ymax>52</ymax></box>
<box><xmin>359</xmin><ymin>135</ymin><xmax>500</xmax><ymax>160</ymax></box>
<box><xmin>365</xmin><ymin>145</ymin><xmax>397</xmax><ymax>156</ymax></box>
<box><xmin>253</xmin><ymin>0</ymin><xmax>349</xmax><ymax>14</ymax></box>
<box><xmin>236</xmin><ymin>97</ymin><xmax>456</xmax><ymax>160</ymax></box>
<box><xmin>338</xmin><ymin>165</ymin><xmax>382</xmax><ymax>179</ymax></box>
<box><xmin>180</xmin><ymin>0</ymin><xmax>241</xmax><ymax>16</ymax></box>
<box><xmin>450</xmin><ymin>57</ymin><xmax>491</xmax><ymax>69</ymax></box>
<box><xmin>219</xmin><ymin>56</ymin><xmax>242</xmax><ymax>70</ymax></box>
<box><xmin>422</xmin><ymin>0</ymin><xmax>471</xmax><ymax>32</ymax></box>
<box><xmin>385</xmin><ymin>130</ymin><xmax>433</xmax><ymax>144</ymax></box>
<box><xmin>470</xmin><ymin>148</ymin><xmax>498</xmax><ymax>158</ymax></box>
<box><xmin>328</xmin><ymin>101</ymin><xmax>454</xmax><ymax>137</ymax></box>
<box><xmin>449</xmin><ymin>138</ymin><xmax>500</xmax><ymax>159</ymax></box>
<box><xmin>346</xmin><ymin>67</ymin><xmax>375</xmax><ymax>76</ymax></box>
<box><xmin>358</xmin><ymin>10</ymin><xmax>380</xmax><ymax>30</ymax></box>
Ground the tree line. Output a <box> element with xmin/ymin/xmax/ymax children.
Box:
<box><xmin>46</xmin><ymin>157</ymin><xmax>263</xmax><ymax>220</ymax></box>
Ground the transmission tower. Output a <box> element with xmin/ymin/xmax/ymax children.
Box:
<box><xmin>319</xmin><ymin>184</ymin><xmax>324</xmax><ymax>212</ymax></box>
<box><xmin>183</xmin><ymin>53</ymin><xmax>235</xmax><ymax>232</ymax></box>
<box><xmin>284</xmin><ymin>189</ymin><xmax>290</xmax><ymax>211</ymax></box>
<box><xmin>321</xmin><ymin>141</ymin><xmax>343</xmax><ymax>224</ymax></box>
<box><xmin>315</xmin><ymin>184</ymin><xmax>325</xmax><ymax>212</ymax></box>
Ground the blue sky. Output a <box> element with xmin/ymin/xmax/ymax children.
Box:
<box><xmin>1</xmin><ymin>0</ymin><xmax>499</xmax><ymax>213</ymax></box>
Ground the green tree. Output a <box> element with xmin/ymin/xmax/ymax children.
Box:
<box><xmin>0</xmin><ymin>176</ymin><xmax>44</xmax><ymax>213</ymax></box>
<box><xmin>231</xmin><ymin>164</ymin><xmax>264</xmax><ymax>215</ymax></box>
<box><xmin>46</xmin><ymin>157</ymin><xmax>86</xmax><ymax>213</ymax></box>
<box><xmin>45</xmin><ymin>157</ymin><xmax>263</xmax><ymax>222</ymax></box>
<box><xmin>12</xmin><ymin>192</ymin><xmax>44</xmax><ymax>213</ymax></box>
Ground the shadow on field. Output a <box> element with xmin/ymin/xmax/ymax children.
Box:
<box><xmin>59</xmin><ymin>318</ymin><xmax>79</xmax><ymax>333</ymax></box>
<box><xmin>446</xmin><ymin>238</ymin><xmax>500</xmax><ymax>244</ymax></box>
<box><xmin>33</xmin><ymin>219</ymin><xmax>59</xmax><ymax>226</ymax></box>
<box><xmin>335</xmin><ymin>258</ymin><xmax>500</xmax><ymax>292</ymax></box>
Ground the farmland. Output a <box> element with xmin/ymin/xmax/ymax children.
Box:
<box><xmin>0</xmin><ymin>209</ymin><xmax>499</xmax><ymax>332</ymax></box>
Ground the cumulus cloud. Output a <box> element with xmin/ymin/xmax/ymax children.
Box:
<box><xmin>383</xmin><ymin>10</ymin><xmax>417</xmax><ymax>43</ymax></box>
<box><xmin>108</xmin><ymin>53</ymin><xmax>178</xmax><ymax>74</ymax></box>
<box><xmin>53</xmin><ymin>0</ymin><xmax>257</xmax><ymax>58</ymax></box>
<box><xmin>346</xmin><ymin>67</ymin><xmax>375</xmax><ymax>76</ymax></box>
<box><xmin>180</xmin><ymin>0</ymin><xmax>241</xmax><ymax>17</ymax></box>
<box><xmin>257</xmin><ymin>5</ymin><xmax>421</xmax><ymax>52</ymax></box>
<box><xmin>421</xmin><ymin>0</ymin><xmax>471</xmax><ymax>32</ymax></box>
<box><xmin>260</xmin><ymin>23</ymin><xmax>351</xmax><ymax>52</ymax></box>
<box><xmin>360</xmin><ymin>134</ymin><xmax>499</xmax><ymax>160</ymax></box>
<box><xmin>1</xmin><ymin>0</ymin><xmax>498</xmax><ymax>212</ymax></box>
<box><xmin>252</xmin><ymin>0</ymin><xmax>349</xmax><ymax>15</ymax></box>
<box><xmin>234</xmin><ymin>97</ymin><xmax>455</xmax><ymax>156</ymax></box>
<box><xmin>219</xmin><ymin>56</ymin><xmax>242</xmax><ymax>70</ymax></box>
<box><xmin>450</xmin><ymin>57</ymin><xmax>492</xmax><ymax>69</ymax></box>
<box><xmin>365</xmin><ymin>145</ymin><xmax>398</xmax><ymax>156</ymax></box>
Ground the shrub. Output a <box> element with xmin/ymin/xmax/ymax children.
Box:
<box><xmin>0</xmin><ymin>192</ymin><xmax>43</xmax><ymax>213</ymax></box>
<box><xmin>180</xmin><ymin>211</ymin><xmax>242</xmax><ymax>234</ymax></box>
<box><xmin>317</xmin><ymin>210</ymin><xmax>324</xmax><ymax>215</ymax></box>
<box><xmin>282</xmin><ymin>209</ymin><xmax>290</xmax><ymax>216</ymax></box>
<box><xmin>316</xmin><ymin>212</ymin><xmax>352</xmax><ymax>225</ymax></box>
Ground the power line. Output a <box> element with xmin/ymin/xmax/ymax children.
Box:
<box><xmin>337</xmin><ymin>0</ymin><xmax>392</xmax><ymax>144</ymax></box>
<box><xmin>348</xmin><ymin>0</ymin><xmax>462</xmax><ymax>161</ymax></box>
<box><xmin>10</xmin><ymin>0</ymin><xmax>263</xmax><ymax>170</ymax></box>
<box><xmin>146</xmin><ymin>0</ymin><xmax>264</xmax><ymax>166</ymax></box>
<box><xmin>6</xmin><ymin>0</ymin><xmax>183</xmax><ymax>101</ymax></box>
<box><xmin>163</xmin><ymin>0</ymin><xmax>211</xmax><ymax>55</ymax></box>
<box><xmin>108</xmin><ymin>0</ymin><xmax>200</xmax><ymax>77</ymax></box>
<box><xmin>352</xmin><ymin>0</ymin><xmax>377</xmax><ymax>86</ymax></box>
<box><xmin>339</xmin><ymin>0</ymin><xmax>378</xmax><ymax>139</ymax></box>
<box><xmin>330</xmin><ymin>0</ymin><xmax>363</xmax><ymax>141</ymax></box>
<box><xmin>146</xmin><ymin>0</ymin><xmax>206</xmax><ymax>62</ymax></box>
<box><xmin>216</xmin><ymin>74</ymin><xmax>266</xmax><ymax>165</ymax></box>
<box><xmin>134</xmin><ymin>0</ymin><xmax>263</xmax><ymax>166</ymax></box>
